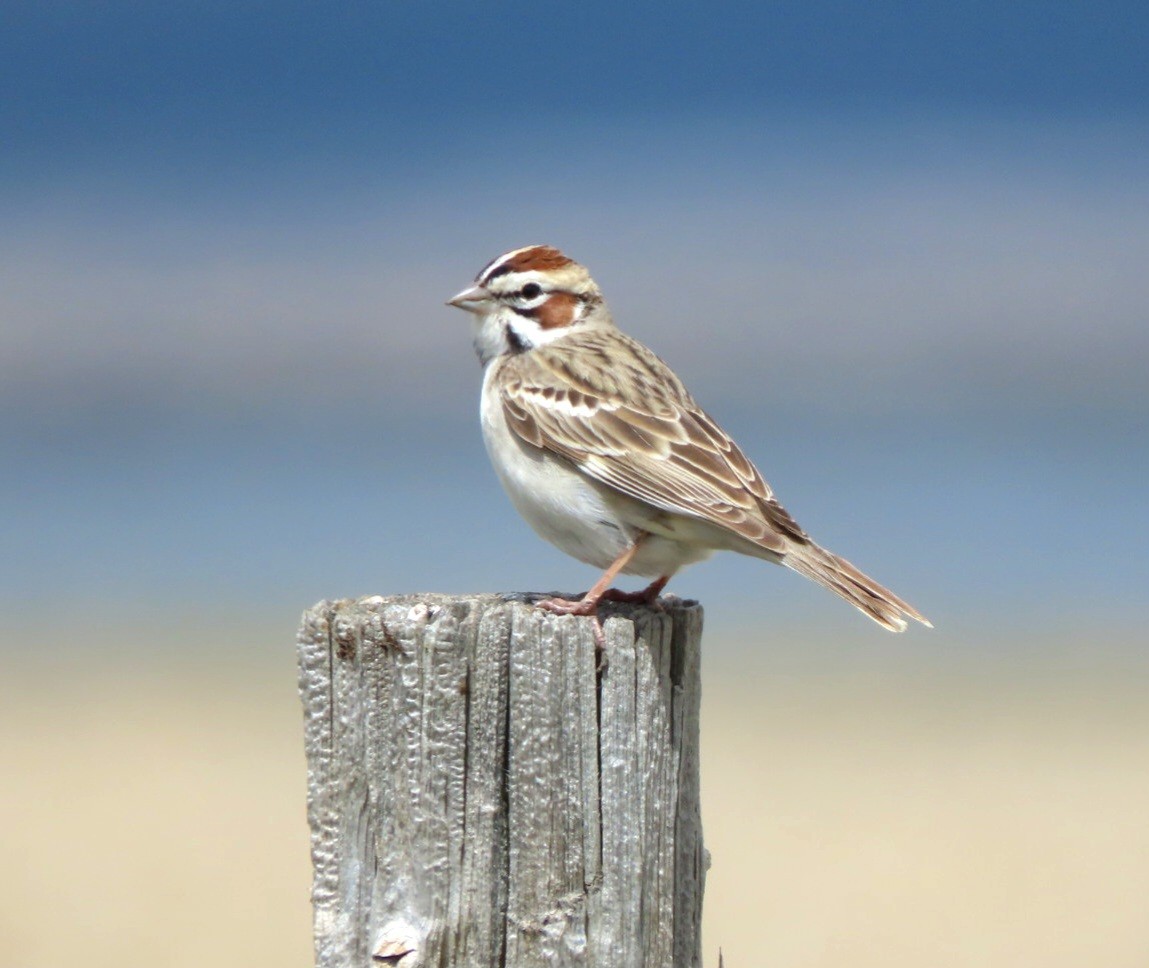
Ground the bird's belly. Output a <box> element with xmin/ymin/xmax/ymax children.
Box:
<box><xmin>481</xmin><ymin>389</ymin><xmax>714</xmax><ymax>577</ymax></box>
<box><xmin>483</xmin><ymin>411</ymin><xmax>630</xmax><ymax>569</ymax></box>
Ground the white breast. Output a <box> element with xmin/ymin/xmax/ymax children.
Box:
<box><xmin>480</xmin><ymin>367</ymin><xmax>631</xmax><ymax>570</ymax></box>
<box><xmin>479</xmin><ymin>366</ymin><xmax>717</xmax><ymax>578</ymax></box>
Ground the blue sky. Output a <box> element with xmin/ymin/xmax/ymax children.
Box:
<box><xmin>4</xmin><ymin>1</ymin><xmax>1148</xmax><ymax>173</ymax></box>
<box><xmin>2</xmin><ymin>2</ymin><xmax>1147</xmax><ymax>648</ymax></box>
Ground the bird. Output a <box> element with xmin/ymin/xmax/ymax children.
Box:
<box><xmin>447</xmin><ymin>244</ymin><xmax>930</xmax><ymax>640</ymax></box>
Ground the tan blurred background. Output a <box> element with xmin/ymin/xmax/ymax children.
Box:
<box><xmin>3</xmin><ymin>616</ymin><xmax>1146</xmax><ymax>968</ymax></box>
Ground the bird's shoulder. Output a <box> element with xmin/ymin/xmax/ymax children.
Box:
<box><xmin>497</xmin><ymin>326</ymin><xmax>695</xmax><ymax>415</ymax></box>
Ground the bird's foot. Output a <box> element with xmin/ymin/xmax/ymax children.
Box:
<box><xmin>536</xmin><ymin>595</ymin><xmax>597</xmax><ymax>616</ymax></box>
<box><xmin>536</xmin><ymin>595</ymin><xmax>606</xmax><ymax>650</ymax></box>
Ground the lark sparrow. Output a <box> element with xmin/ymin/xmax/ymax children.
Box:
<box><xmin>448</xmin><ymin>244</ymin><xmax>930</xmax><ymax>637</ymax></box>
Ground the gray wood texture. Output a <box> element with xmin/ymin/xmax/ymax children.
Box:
<box><xmin>298</xmin><ymin>593</ymin><xmax>706</xmax><ymax>968</ymax></box>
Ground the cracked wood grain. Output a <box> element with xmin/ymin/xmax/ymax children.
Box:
<box><xmin>298</xmin><ymin>593</ymin><xmax>705</xmax><ymax>968</ymax></box>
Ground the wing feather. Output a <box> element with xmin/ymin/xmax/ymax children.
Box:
<box><xmin>497</xmin><ymin>329</ymin><xmax>807</xmax><ymax>552</ymax></box>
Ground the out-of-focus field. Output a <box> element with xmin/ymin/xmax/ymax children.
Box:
<box><xmin>2</xmin><ymin>618</ymin><xmax>1147</xmax><ymax>968</ymax></box>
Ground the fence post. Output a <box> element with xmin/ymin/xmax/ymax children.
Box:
<box><xmin>297</xmin><ymin>593</ymin><xmax>706</xmax><ymax>967</ymax></box>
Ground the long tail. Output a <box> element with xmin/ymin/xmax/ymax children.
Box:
<box><xmin>783</xmin><ymin>542</ymin><xmax>932</xmax><ymax>633</ymax></box>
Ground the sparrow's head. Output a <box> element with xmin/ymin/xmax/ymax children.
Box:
<box><xmin>447</xmin><ymin>244</ymin><xmax>612</xmax><ymax>365</ymax></box>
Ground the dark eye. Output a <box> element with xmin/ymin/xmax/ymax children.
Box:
<box><xmin>520</xmin><ymin>283</ymin><xmax>542</xmax><ymax>300</ymax></box>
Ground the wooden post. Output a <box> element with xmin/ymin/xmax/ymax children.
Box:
<box><xmin>297</xmin><ymin>593</ymin><xmax>706</xmax><ymax>968</ymax></box>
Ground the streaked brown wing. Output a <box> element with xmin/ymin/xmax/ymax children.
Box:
<box><xmin>497</xmin><ymin>329</ymin><xmax>808</xmax><ymax>551</ymax></box>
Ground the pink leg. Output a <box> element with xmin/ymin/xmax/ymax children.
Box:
<box><xmin>537</xmin><ymin>534</ymin><xmax>652</xmax><ymax>646</ymax></box>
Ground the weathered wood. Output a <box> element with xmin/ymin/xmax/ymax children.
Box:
<box><xmin>298</xmin><ymin>593</ymin><xmax>706</xmax><ymax>968</ymax></box>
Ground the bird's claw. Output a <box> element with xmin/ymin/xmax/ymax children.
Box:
<box><xmin>536</xmin><ymin>595</ymin><xmax>596</xmax><ymax>616</ymax></box>
<box><xmin>536</xmin><ymin>596</ymin><xmax>607</xmax><ymax>651</ymax></box>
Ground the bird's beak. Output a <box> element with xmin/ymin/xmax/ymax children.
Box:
<box><xmin>446</xmin><ymin>284</ymin><xmax>492</xmax><ymax>313</ymax></box>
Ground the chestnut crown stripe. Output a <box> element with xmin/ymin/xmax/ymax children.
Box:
<box><xmin>478</xmin><ymin>244</ymin><xmax>574</xmax><ymax>283</ymax></box>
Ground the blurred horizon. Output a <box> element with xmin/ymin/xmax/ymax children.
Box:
<box><xmin>5</xmin><ymin>110</ymin><xmax>1148</xmax><ymax>633</ymax></box>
